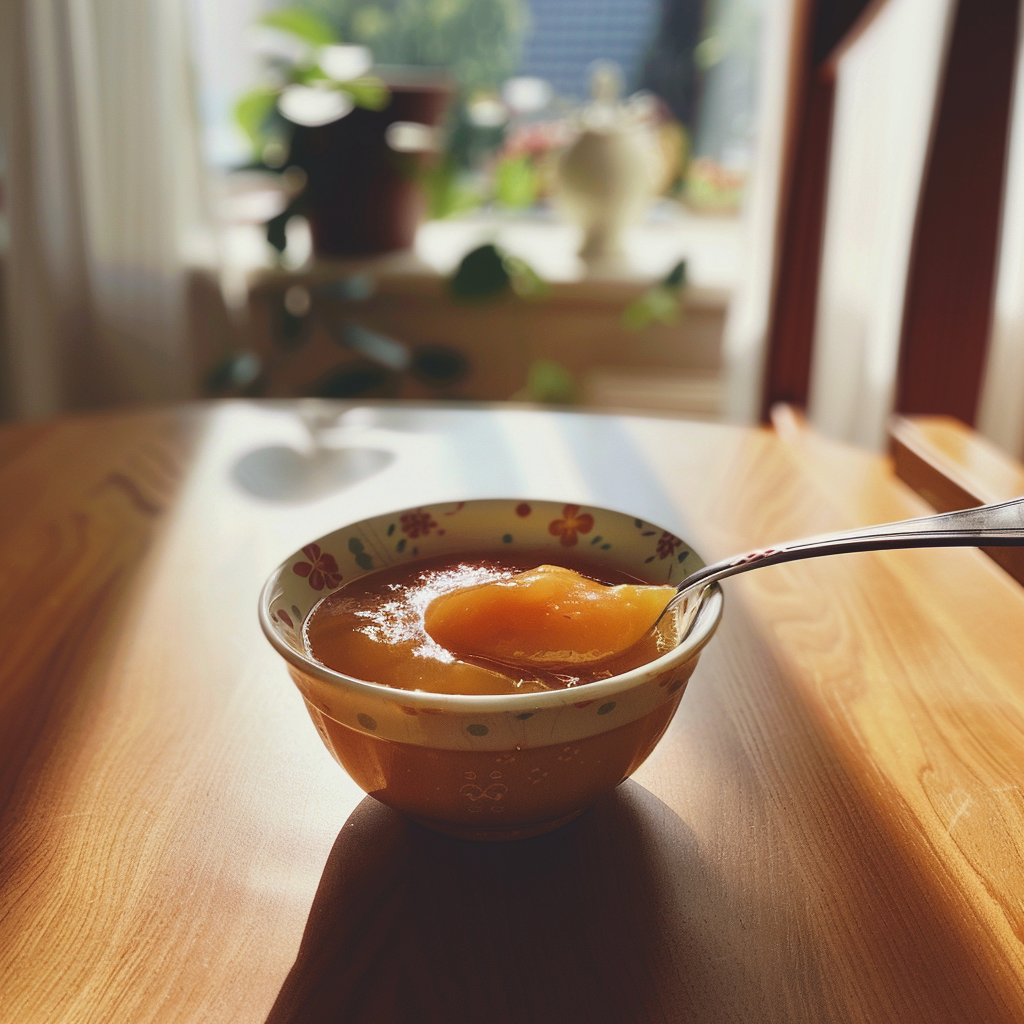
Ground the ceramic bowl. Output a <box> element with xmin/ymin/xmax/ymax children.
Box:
<box><xmin>259</xmin><ymin>499</ymin><xmax>722</xmax><ymax>841</ymax></box>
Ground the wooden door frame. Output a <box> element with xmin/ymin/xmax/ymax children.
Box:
<box><xmin>759</xmin><ymin>0</ymin><xmax>1018</xmax><ymax>426</ymax></box>
<box><xmin>895</xmin><ymin>0</ymin><xmax>1020</xmax><ymax>425</ymax></box>
<box><xmin>759</xmin><ymin>0</ymin><xmax>888</xmax><ymax>421</ymax></box>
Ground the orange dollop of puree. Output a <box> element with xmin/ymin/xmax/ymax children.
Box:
<box><xmin>302</xmin><ymin>554</ymin><xmax>676</xmax><ymax>696</ymax></box>
<box><xmin>424</xmin><ymin>564</ymin><xmax>675</xmax><ymax>670</ymax></box>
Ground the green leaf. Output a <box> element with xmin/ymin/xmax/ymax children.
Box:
<box><xmin>234</xmin><ymin>88</ymin><xmax>278</xmax><ymax>154</ymax></box>
<box><xmin>694</xmin><ymin>35</ymin><xmax>724</xmax><ymax>70</ymax></box>
<box><xmin>622</xmin><ymin>285</ymin><xmax>681</xmax><ymax>331</ymax></box>
<box><xmin>494</xmin><ymin>155</ymin><xmax>538</xmax><ymax>209</ymax></box>
<box><xmin>449</xmin><ymin>243</ymin><xmax>549</xmax><ymax>302</ymax></box>
<box><xmin>504</xmin><ymin>255</ymin><xmax>549</xmax><ymax>300</ymax></box>
<box><xmin>293</xmin><ymin>65</ymin><xmax>329</xmax><ymax>86</ymax></box>
<box><xmin>339</xmin><ymin>77</ymin><xmax>390</xmax><ymax>111</ymax></box>
<box><xmin>663</xmin><ymin>259</ymin><xmax>687</xmax><ymax>290</ymax></box>
<box><xmin>423</xmin><ymin>160</ymin><xmax>481</xmax><ymax>219</ymax></box>
<box><xmin>289</xmin><ymin>69</ymin><xmax>389</xmax><ymax>110</ymax></box>
<box><xmin>520</xmin><ymin>359</ymin><xmax>578</xmax><ymax>405</ymax></box>
<box><xmin>449</xmin><ymin>244</ymin><xmax>510</xmax><ymax>301</ymax></box>
<box><xmin>258</xmin><ymin>8</ymin><xmax>338</xmax><ymax>46</ymax></box>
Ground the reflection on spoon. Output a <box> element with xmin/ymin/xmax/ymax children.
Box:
<box><xmin>232</xmin><ymin>445</ymin><xmax>394</xmax><ymax>502</ymax></box>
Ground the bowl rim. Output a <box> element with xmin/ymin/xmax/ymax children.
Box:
<box><xmin>258</xmin><ymin>501</ymin><xmax>724</xmax><ymax>711</ymax></box>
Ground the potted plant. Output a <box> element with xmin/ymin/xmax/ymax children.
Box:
<box><xmin>236</xmin><ymin>1</ymin><xmax>526</xmax><ymax>256</ymax></box>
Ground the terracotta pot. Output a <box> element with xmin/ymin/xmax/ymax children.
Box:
<box><xmin>289</xmin><ymin>68</ymin><xmax>452</xmax><ymax>257</ymax></box>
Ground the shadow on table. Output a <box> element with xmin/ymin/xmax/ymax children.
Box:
<box><xmin>265</xmin><ymin>781</ymin><xmax>754</xmax><ymax>1024</ymax></box>
<box><xmin>232</xmin><ymin>445</ymin><xmax>394</xmax><ymax>502</ymax></box>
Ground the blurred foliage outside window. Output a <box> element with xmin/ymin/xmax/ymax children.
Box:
<box><xmin>300</xmin><ymin>0</ymin><xmax>527</xmax><ymax>93</ymax></box>
<box><xmin>209</xmin><ymin>0</ymin><xmax>763</xmax><ymax>221</ymax></box>
<box><xmin>688</xmin><ymin>0</ymin><xmax>763</xmax><ymax>212</ymax></box>
<box><xmin>197</xmin><ymin>1</ymin><xmax>760</xmax><ymax>405</ymax></box>
<box><xmin>234</xmin><ymin>7</ymin><xmax>390</xmax><ymax>167</ymax></box>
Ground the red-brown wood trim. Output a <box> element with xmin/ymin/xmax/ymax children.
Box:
<box><xmin>895</xmin><ymin>0</ymin><xmax>1019</xmax><ymax>424</ymax></box>
<box><xmin>760</xmin><ymin>0</ymin><xmax>879</xmax><ymax>421</ymax></box>
<box><xmin>889</xmin><ymin>413</ymin><xmax>1024</xmax><ymax>585</ymax></box>
<box><xmin>819</xmin><ymin>0</ymin><xmax>893</xmax><ymax>78</ymax></box>
<box><xmin>759</xmin><ymin>73</ymin><xmax>835</xmax><ymax>420</ymax></box>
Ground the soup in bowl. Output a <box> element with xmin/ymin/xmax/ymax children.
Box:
<box><xmin>259</xmin><ymin>499</ymin><xmax>722</xmax><ymax>840</ymax></box>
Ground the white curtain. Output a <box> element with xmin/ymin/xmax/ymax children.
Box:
<box><xmin>977</xmin><ymin>11</ymin><xmax>1024</xmax><ymax>459</ymax></box>
<box><xmin>806</xmin><ymin>0</ymin><xmax>953</xmax><ymax>450</ymax></box>
<box><xmin>0</xmin><ymin>0</ymin><xmax>206</xmax><ymax>418</ymax></box>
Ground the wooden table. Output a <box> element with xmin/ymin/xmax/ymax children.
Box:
<box><xmin>2</xmin><ymin>402</ymin><xmax>1022</xmax><ymax>1023</ymax></box>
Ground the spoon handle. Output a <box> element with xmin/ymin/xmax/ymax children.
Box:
<box><xmin>676</xmin><ymin>494</ymin><xmax>1024</xmax><ymax>598</ymax></box>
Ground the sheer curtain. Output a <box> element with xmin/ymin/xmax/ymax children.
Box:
<box><xmin>806</xmin><ymin>0</ymin><xmax>953</xmax><ymax>450</ymax></box>
<box><xmin>0</xmin><ymin>0</ymin><xmax>206</xmax><ymax>419</ymax></box>
<box><xmin>978</xmin><ymin>13</ymin><xmax>1024</xmax><ymax>459</ymax></box>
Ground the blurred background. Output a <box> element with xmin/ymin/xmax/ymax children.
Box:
<box><xmin>3</xmin><ymin>0</ymin><xmax>1024</xmax><ymax>457</ymax></box>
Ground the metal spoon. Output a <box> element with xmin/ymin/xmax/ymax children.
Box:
<box><xmin>433</xmin><ymin>496</ymin><xmax>1024</xmax><ymax>679</ymax></box>
<box><xmin>658</xmin><ymin>493</ymin><xmax>1024</xmax><ymax>650</ymax></box>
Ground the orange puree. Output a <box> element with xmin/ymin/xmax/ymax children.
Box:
<box><xmin>303</xmin><ymin>553</ymin><xmax>673</xmax><ymax>695</ymax></box>
<box><xmin>424</xmin><ymin>564</ymin><xmax>674</xmax><ymax>671</ymax></box>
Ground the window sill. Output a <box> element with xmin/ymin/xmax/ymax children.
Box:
<box><xmin>212</xmin><ymin>203</ymin><xmax>741</xmax><ymax>309</ymax></box>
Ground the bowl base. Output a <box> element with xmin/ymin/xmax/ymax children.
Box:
<box><xmin>407</xmin><ymin>806</ymin><xmax>588</xmax><ymax>842</ymax></box>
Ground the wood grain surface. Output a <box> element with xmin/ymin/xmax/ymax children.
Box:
<box><xmin>1</xmin><ymin>402</ymin><xmax>1022</xmax><ymax>1023</ymax></box>
<box><xmin>891</xmin><ymin>414</ymin><xmax>1024</xmax><ymax>510</ymax></box>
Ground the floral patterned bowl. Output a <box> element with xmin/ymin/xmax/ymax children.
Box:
<box><xmin>259</xmin><ymin>499</ymin><xmax>722</xmax><ymax>841</ymax></box>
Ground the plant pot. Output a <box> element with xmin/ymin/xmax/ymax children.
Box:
<box><xmin>289</xmin><ymin>67</ymin><xmax>452</xmax><ymax>257</ymax></box>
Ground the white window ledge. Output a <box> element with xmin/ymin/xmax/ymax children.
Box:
<box><xmin>196</xmin><ymin>196</ymin><xmax>742</xmax><ymax>310</ymax></box>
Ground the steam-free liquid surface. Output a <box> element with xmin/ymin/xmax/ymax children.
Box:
<box><xmin>303</xmin><ymin>552</ymin><xmax>673</xmax><ymax>695</ymax></box>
